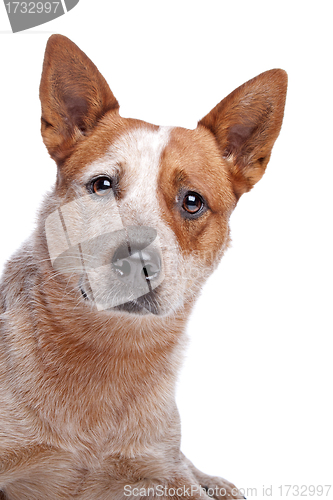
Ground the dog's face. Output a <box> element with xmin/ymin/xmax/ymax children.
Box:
<box><xmin>40</xmin><ymin>35</ymin><xmax>287</xmax><ymax>317</ymax></box>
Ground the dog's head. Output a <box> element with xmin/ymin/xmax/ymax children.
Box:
<box><xmin>40</xmin><ymin>35</ymin><xmax>287</xmax><ymax>317</ymax></box>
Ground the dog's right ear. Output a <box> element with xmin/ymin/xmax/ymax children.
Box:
<box><xmin>198</xmin><ymin>69</ymin><xmax>287</xmax><ymax>198</ymax></box>
<box><xmin>39</xmin><ymin>35</ymin><xmax>119</xmax><ymax>164</ymax></box>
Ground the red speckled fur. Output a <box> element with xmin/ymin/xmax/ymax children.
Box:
<box><xmin>0</xmin><ymin>35</ymin><xmax>287</xmax><ymax>499</ymax></box>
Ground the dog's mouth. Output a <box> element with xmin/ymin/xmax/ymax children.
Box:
<box><xmin>113</xmin><ymin>290</ymin><xmax>160</xmax><ymax>315</ymax></box>
<box><xmin>80</xmin><ymin>284</ymin><xmax>161</xmax><ymax>316</ymax></box>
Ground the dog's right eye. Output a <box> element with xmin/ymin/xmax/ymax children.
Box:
<box><xmin>90</xmin><ymin>177</ymin><xmax>113</xmax><ymax>196</ymax></box>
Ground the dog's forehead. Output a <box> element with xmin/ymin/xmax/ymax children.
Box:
<box><xmin>79</xmin><ymin>124</ymin><xmax>172</xmax><ymax>183</ymax></box>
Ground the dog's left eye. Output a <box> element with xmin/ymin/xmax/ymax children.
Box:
<box><xmin>182</xmin><ymin>191</ymin><xmax>204</xmax><ymax>215</ymax></box>
<box><xmin>91</xmin><ymin>177</ymin><xmax>112</xmax><ymax>196</ymax></box>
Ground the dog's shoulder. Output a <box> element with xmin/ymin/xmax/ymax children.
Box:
<box><xmin>0</xmin><ymin>238</ymin><xmax>38</xmax><ymax>314</ymax></box>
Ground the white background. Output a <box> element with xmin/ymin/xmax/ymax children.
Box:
<box><xmin>0</xmin><ymin>1</ymin><xmax>332</xmax><ymax>498</ymax></box>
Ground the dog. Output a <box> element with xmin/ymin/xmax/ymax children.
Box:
<box><xmin>0</xmin><ymin>35</ymin><xmax>287</xmax><ymax>499</ymax></box>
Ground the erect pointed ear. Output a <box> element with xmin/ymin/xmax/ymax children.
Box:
<box><xmin>39</xmin><ymin>35</ymin><xmax>119</xmax><ymax>164</ymax></box>
<box><xmin>198</xmin><ymin>69</ymin><xmax>287</xmax><ymax>198</ymax></box>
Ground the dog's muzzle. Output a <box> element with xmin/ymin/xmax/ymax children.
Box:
<box><xmin>45</xmin><ymin>192</ymin><xmax>165</xmax><ymax>314</ymax></box>
<box><xmin>51</xmin><ymin>224</ymin><xmax>164</xmax><ymax>313</ymax></box>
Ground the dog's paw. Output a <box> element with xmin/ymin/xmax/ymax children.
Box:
<box><xmin>199</xmin><ymin>473</ymin><xmax>246</xmax><ymax>499</ymax></box>
<box><xmin>198</xmin><ymin>476</ymin><xmax>245</xmax><ymax>499</ymax></box>
<box><xmin>181</xmin><ymin>453</ymin><xmax>244</xmax><ymax>499</ymax></box>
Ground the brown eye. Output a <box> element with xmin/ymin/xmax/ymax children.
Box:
<box><xmin>182</xmin><ymin>191</ymin><xmax>204</xmax><ymax>215</ymax></box>
<box><xmin>92</xmin><ymin>177</ymin><xmax>112</xmax><ymax>196</ymax></box>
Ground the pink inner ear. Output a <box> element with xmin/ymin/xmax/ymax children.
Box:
<box><xmin>226</xmin><ymin>123</ymin><xmax>256</xmax><ymax>156</ymax></box>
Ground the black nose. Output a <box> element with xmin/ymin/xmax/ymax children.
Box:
<box><xmin>112</xmin><ymin>245</ymin><xmax>161</xmax><ymax>286</ymax></box>
<box><xmin>111</xmin><ymin>228</ymin><xmax>161</xmax><ymax>289</ymax></box>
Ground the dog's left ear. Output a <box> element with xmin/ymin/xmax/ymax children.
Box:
<box><xmin>198</xmin><ymin>69</ymin><xmax>287</xmax><ymax>198</ymax></box>
<box><xmin>40</xmin><ymin>35</ymin><xmax>119</xmax><ymax>164</ymax></box>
